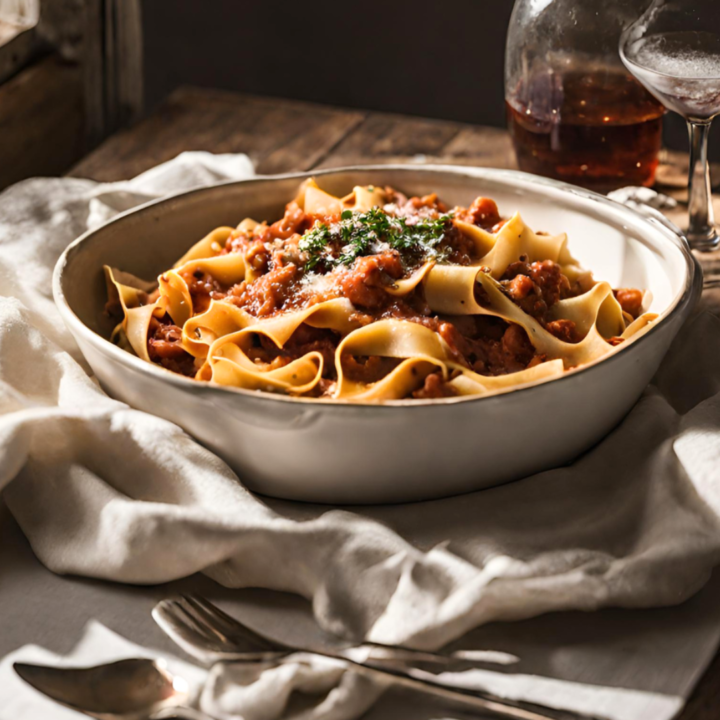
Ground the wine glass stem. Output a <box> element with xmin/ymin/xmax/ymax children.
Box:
<box><xmin>686</xmin><ymin>119</ymin><xmax>718</xmax><ymax>251</ymax></box>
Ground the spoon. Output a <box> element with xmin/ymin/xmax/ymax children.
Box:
<box><xmin>13</xmin><ymin>658</ymin><xmax>212</xmax><ymax>720</ymax></box>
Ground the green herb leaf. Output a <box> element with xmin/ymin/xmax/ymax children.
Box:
<box><xmin>299</xmin><ymin>207</ymin><xmax>454</xmax><ymax>272</ymax></box>
<box><xmin>298</xmin><ymin>222</ymin><xmax>332</xmax><ymax>271</ymax></box>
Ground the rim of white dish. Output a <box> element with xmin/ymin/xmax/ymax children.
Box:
<box><xmin>53</xmin><ymin>164</ymin><xmax>700</xmax><ymax>411</ymax></box>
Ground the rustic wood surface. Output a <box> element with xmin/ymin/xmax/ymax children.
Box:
<box><xmin>0</xmin><ymin>20</ymin><xmax>37</xmax><ymax>85</ymax></box>
<box><xmin>70</xmin><ymin>87</ymin><xmax>720</xmax><ymax>719</ymax></box>
<box><xmin>0</xmin><ymin>54</ymin><xmax>84</xmax><ymax>190</ymax></box>
<box><xmin>70</xmin><ymin>86</ymin><xmax>516</xmax><ymax>180</ymax></box>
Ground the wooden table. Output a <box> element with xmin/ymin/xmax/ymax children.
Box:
<box><xmin>69</xmin><ymin>86</ymin><xmax>720</xmax><ymax>720</ymax></box>
<box><xmin>70</xmin><ymin>86</ymin><xmax>515</xmax><ymax>180</ymax></box>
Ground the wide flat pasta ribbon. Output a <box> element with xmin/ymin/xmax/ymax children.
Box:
<box><xmin>549</xmin><ymin>283</ymin><xmax>626</xmax><ymax>339</ymax></box>
<box><xmin>384</xmin><ymin>261</ymin><xmax>435</xmax><ymax>297</ymax></box>
<box><xmin>211</xmin><ymin>345</ymin><xmax>325</xmax><ymax>395</ymax></box>
<box><xmin>203</xmin><ymin>298</ymin><xmax>359</xmax><ymax>394</ymax></box>
<box><xmin>458</xmin><ymin>213</ymin><xmax>569</xmax><ymax>275</ymax></box>
<box><xmin>295</xmin><ymin>179</ymin><xmax>387</xmax><ymax>217</ymax></box>
<box><xmin>174</xmin><ymin>226</ymin><xmax>235</xmax><ymax>266</ymax></box>
<box><xmin>182</xmin><ymin>301</ymin><xmax>255</xmax><ymax>358</ymax></box>
<box><xmin>334</xmin><ymin>320</ymin><xmax>450</xmax><ymax>401</ymax></box>
<box><xmin>105</xmin><ymin>266</ymin><xmax>165</xmax><ymax>362</ymax></box>
<box><xmin>448</xmin><ymin>359</ymin><xmax>565</xmax><ymax>396</ymax></box>
<box><xmin>481</xmin><ymin>274</ymin><xmax>641</xmax><ymax>368</ymax></box>
<box><xmin>176</xmin><ymin>253</ymin><xmax>247</xmax><ymax>287</ymax></box>
<box><xmin>158</xmin><ymin>271</ymin><xmax>193</xmax><ymax>328</ymax></box>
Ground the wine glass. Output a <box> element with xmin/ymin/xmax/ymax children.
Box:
<box><xmin>620</xmin><ymin>0</ymin><xmax>720</xmax><ymax>251</ymax></box>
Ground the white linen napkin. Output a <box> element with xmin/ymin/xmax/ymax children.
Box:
<box><xmin>2</xmin><ymin>152</ymin><xmax>720</xmax><ymax>719</ymax></box>
<box><xmin>3</xmin><ymin>614</ymin><xmax>708</xmax><ymax>720</ymax></box>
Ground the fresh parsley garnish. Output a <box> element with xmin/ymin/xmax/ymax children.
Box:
<box><xmin>298</xmin><ymin>223</ymin><xmax>332</xmax><ymax>271</ymax></box>
<box><xmin>298</xmin><ymin>208</ymin><xmax>453</xmax><ymax>272</ymax></box>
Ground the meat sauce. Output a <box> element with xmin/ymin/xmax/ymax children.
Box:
<box><xmin>133</xmin><ymin>189</ymin><xmax>643</xmax><ymax>398</ymax></box>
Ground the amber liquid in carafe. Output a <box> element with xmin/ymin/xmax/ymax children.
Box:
<box><xmin>506</xmin><ymin>70</ymin><xmax>666</xmax><ymax>192</ymax></box>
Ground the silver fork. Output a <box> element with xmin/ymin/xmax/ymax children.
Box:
<box><xmin>153</xmin><ymin>595</ymin><xmax>447</xmax><ymax>666</ymax></box>
<box><xmin>153</xmin><ymin>595</ymin><xmax>606</xmax><ymax>720</ymax></box>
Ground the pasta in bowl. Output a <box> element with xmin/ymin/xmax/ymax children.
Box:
<box><xmin>55</xmin><ymin>166</ymin><xmax>698</xmax><ymax>502</ymax></box>
<box><xmin>105</xmin><ymin>180</ymin><xmax>657</xmax><ymax>403</ymax></box>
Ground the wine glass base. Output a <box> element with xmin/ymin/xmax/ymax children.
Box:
<box><xmin>686</xmin><ymin>229</ymin><xmax>720</xmax><ymax>252</ymax></box>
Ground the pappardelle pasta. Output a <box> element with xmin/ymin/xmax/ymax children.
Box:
<box><xmin>105</xmin><ymin>180</ymin><xmax>657</xmax><ymax>402</ymax></box>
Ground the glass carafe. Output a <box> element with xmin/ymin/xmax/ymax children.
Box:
<box><xmin>505</xmin><ymin>0</ymin><xmax>665</xmax><ymax>193</ymax></box>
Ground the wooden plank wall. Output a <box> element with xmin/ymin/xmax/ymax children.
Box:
<box><xmin>0</xmin><ymin>55</ymin><xmax>84</xmax><ymax>190</ymax></box>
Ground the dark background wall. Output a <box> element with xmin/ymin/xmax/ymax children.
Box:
<box><xmin>141</xmin><ymin>0</ymin><xmax>716</xmax><ymax>160</ymax></box>
<box><xmin>141</xmin><ymin>0</ymin><xmax>514</xmax><ymax>127</ymax></box>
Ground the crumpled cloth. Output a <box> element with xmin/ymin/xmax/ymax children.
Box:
<box><xmin>2</xmin><ymin>152</ymin><xmax>720</xmax><ymax>718</ymax></box>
